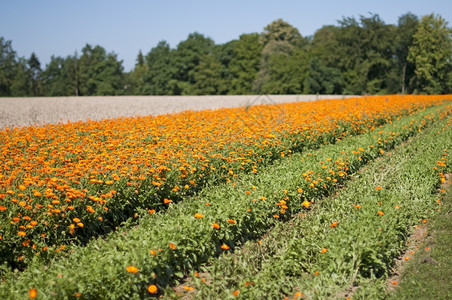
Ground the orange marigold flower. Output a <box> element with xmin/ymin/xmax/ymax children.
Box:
<box><xmin>163</xmin><ymin>198</ymin><xmax>172</xmax><ymax>204</ymax></box>
<box><xmin>148</xmin><ymin>209</ymin><xmax>156</xmax><ymax>214</ymax></box>
<box><xmin>169</xmin><ymin>242</ymin><xmax>177</xmax><ymax>250</ymax></box>
<box><xmin>227</xmin><ymin>219</ymin><xmax>236</xmax><ymax>224</ymax></box>
<box><xmin>212</xmin><ymin>223</ymin><xmax>220</xmax><ymax>230</ymax></box>
<box><xmin>0</xmin><ymin>206</ymin><xmax>6</xmax><ymax>211</ymax></box>
<box><xmin>150</xmin><ymin>249</ymin><xmax>157</xmax><ymax>256</ymax></box>
<box><xmin>220</xmin><ymin>244</ymin><xmax>230</xmax><ymax>250</ymax></box>
<box><xmin>73</xmin><ymin>218</ymin><xmax>81</xmax><ymax>223</ymax></box>
<box><xmin>184</xmin><ymin>286</ymin><xmax>194</xmax><ymax>291</ymax></box>
<box><xmin>321</xmin><ymin>248</ymin><xmax>328</xmax><ymax>254</ymax></box>
<box><xmin>147</xmin><ymin>284</ymin><xmax>158</xmax><ymax>294</ymax></box>
<box><xmin>375</xmin><ymin>186</ymin><xmax>382</xmax><ymax>190</ymax></box>
<box><xmin>377</xmin><ymin>211</ymin><xmax>385</xmax><ymax>216</ymax></box>
<box><xmin>77</xmin><ymin>222</ymin><xmax>84</xmax><ymax>228</ymax></box>
<box><xmin>355</xmin><ymin>205</ymin><xmax>361</xmax><ymax>209</ymax></box>
<box><xmin>194</xmin><ymin>213</ymin><xmax>204</xmax><ymax>219</ymax></box>
<box><xmin>29</xmin><ymin>288</ymin><xmax>37</xmax><ymax>299</ymax></box>
<box><xmin>232</xmin><ymin>290</ymin><xmax>240</xmax><ymax>297</ymax></box>
<box><xmin>126</xmin><ymin>266</ymin><xmax>139</xmax><ymax>273</ymax></box>
<box><xmin>302</xmin><ymin>200</ymin><xmax>310</xmax><ymax>208</ymax></box>
<box><xmin>18</xmin><ymin>231</ymin><xmax>26</xmax><ymax>237</ymax></box>
<box><xmin>329</xmin><ymin>222</ymin><xmax>337</xmax><ymax>228</ymax></box>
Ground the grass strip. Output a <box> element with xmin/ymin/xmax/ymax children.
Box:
<box><xmin>187</xmin><ymin>108</ymin><xmax>452</xmax><ymax>299</ymax></box>
<box><xmin>388</xmin><ymin>135</ymin><xmax>452</xmax><ymax>298</ymax></box>
<box><xmin>0</xmin><ymin>104</ymin><xmax>449</xmax><ymax>299</ymax></box>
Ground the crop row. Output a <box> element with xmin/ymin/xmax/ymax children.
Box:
<box><xmin>1</xmin><ymin>103</ymin><xmax>450</xmax><ymax>299</ymax></box>
<box><xmin>1</xmin><ymin>95</ymin><xmax>448</xmax><ymax>268</ymax></box>
<box><xmin>189</xmin><ymin>106</ymin><xmax>452</xmax><ymax>299</ymax></box>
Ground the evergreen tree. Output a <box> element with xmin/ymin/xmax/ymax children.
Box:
<box><xmin>28</xmin><ymin>52</ymin><xmax>42</xmax><ymax>96</ymax></box>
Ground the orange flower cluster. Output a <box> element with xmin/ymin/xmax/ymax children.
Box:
<box><xmin>0</xmin><ymin>95</ymin><xmax>450</xmax><ymax>266</ymax></box>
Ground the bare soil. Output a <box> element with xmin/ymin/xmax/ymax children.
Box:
<box><xmin>0</xmin><ymin>95</ymin><xmax>350</xmax><ymax>129</ymax></box>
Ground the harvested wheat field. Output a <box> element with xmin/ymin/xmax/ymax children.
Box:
<box><xmin>0</xmin><ymin>94</ymin><xmax>349</xmax><ymax>128</ymax></box>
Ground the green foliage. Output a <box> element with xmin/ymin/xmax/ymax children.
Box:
<box><xmin>41</xmin><ymin>54</ymin><xmax>79</xmax><ymax>96</ymax></box>
<box><xmin>304</xmin><ymin>57</ymin><xmax>343</xmax><ymax>94</ymax></box>
<box><xmin>28</xmin><ymin>52</ymin><xmax>43</xmax><ymax>96</ymax></box>
<box><xmin>408</xmin><ymin>14</ymin><xmax>452</xmax><ymax>94</ymax></box>
<box><xmin>9</xmin><ymin>57</ymin><xmax>32</xmax><ymax>96</ymax></box>
<box><xmin>228</xmin><ymin>33</ymin><xmax>262</xmax><ymax>94</ymax></box>
<box><xmin>140</xmin><ymin>41</ymin><xmax>175</xmax><ymax>95</ymax></box>
<box><xmin>254</xmin><ymin>19</ymin><xmax>308</xmax><ymax>94</ymax></box>
<box><xmin>187</xmin><ymin>54</ymin><xmax>228</xmax><ymax>95</ymax></box>
<box><xmin>172</xmin><ymin>33</ymin><xmax>215</xmax><ymax>95</ymax></box>
<box><xmin>78</xmin><ymin>44</ymin><xmax>125</xmax><ymax>96</ymax></box>
<box><xmin>0</xmin><ymin>37</ymin><xmax>18</xmax><ymax>96</ymax></box>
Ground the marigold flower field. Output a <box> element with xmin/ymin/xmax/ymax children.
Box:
<box><xmin>0</xmin><ymin>95</ymin><xmax>451</xmax><ymax>299</ymax></box>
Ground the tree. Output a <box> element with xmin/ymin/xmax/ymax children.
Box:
<box><xmin>187</xmin><ymin>54</ymin><xmax>227</xmax><ymax>95</ymax></box>
<box><xmin>408</xmin><ymin>14</ymin><xmax>452</xmax><ymax>94</ymax></box>
<box><xmin>41</xmin><ymin>54</ymin><xmax>79</xmax><ymax>96</ymax></box>
<box><xmin>258</xmin><ymin>48</ymin><xmax>308</xmax><ymax>94</ymax></box>
<box><xmin>254</xmin><ymin>19</ymin><xmax>307</xmax><ymax>93</ymax></box>
<box><xmin>228</xmin><ymin>33</ymin><xmax>263</xmax><ymax>94</ymax></box>
<box><xmin>129</xmin><ymin>50</ymin><xmax>148</xmax><ymax>95</ymax></box>
<box><xmin>260</xmin><ymin>18</ymin><xmax>304</xmax><ymax>46</ymax></box>
<box><xmin>143</xmin><ymin>41</ymin><xmax>175</xmax><ymax>95</ymax></box>
<box><xmin>28</xmin><ymin>52</ymin><xmax>42</xmax><ymax>96</ymax></box>
<box><xmin>330</xmin><ymin>14</ymin><xmax>396</xmax><ymax>94</ymax></box>
<box><xmin>304</xmin><ymin>57</ymin><xmax>342</xmax><ymax>94</ymax></box>
<box><xmin>78</xmin><ymin>44</ymin><xmax>124</xmax><ymax>96</ymax></box>
<box><xmin>389</xmin><ymin>13</ymin><xmax>419</xmax><ymax>94</ymax></box>
<box><xmin>10</xmin><ymin>57</ymin><xmax>32</xmax><ymax>96</ymax></box>
<box><xmin>172</xmin><ymin>33</ymin><xmax>215</xmax><ymax>94</ymax></box>
<box><xmin>0</xmin><ymin>37</ymin><xmax>18</xmax><ymax>96</ymax></box>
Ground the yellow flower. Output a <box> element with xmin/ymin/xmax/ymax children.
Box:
<box><xmin>29</xmin><ymin>288</ymin><xmax>37</xmax><ymax>299</ymax></box>
<box><xmin>126</xmin><ymin>266</ymin><xmax>139</xmax><ymax>273</ymax></box>
<box><xmin>194</xmin><ymin>213</ymin><xmax>204</xmax><ymax>219</ymax></box>
<box><xmin>147</xmin><ymin>284</ymin><xmax>158</xmax><ymax>294</ymax></box>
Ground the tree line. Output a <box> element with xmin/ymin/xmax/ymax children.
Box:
<box><xmin>1</xmin><ymin>13</ymin><xmax>451</xmax><ymax>97</ymax></box>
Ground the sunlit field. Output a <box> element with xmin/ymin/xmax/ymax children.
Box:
<box><xmin>0</xmin><ymin>94</ymin><xmax>451</xmax><ymax>299</ymax></box>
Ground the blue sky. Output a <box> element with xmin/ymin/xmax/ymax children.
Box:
<box><xmin>1</xmin><ymin>0</ymin><xmax>451</xmax><ymax>71</ymax></box>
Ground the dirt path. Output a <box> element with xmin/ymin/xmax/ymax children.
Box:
<box><xmin>0</xmin><ymin>95</ymin><xmax>351</xmax><ymax>129</ymax></box>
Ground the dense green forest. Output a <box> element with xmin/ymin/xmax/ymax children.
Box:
<box><xmin>1</xmin><ymin>13</ymin><xmax>451</xmax><ymax>97</ymax></box>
